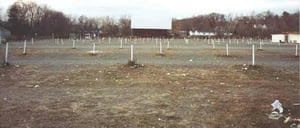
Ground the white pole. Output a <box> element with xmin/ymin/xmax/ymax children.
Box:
<box><xmin>31</xmin><ymin>38</ymin><xmax>34</xmax><ymax>44</ymax></box>
<box><xmin>259</xmin><ymin>41</ymin><xmax>262</xmax><ymax>49</ymax></box>
<box><xmin>160</xmin><ymin>41</ymin><xmax>163</xmax><ymax>54</ymax></box>
<box><xmin>23</xmin><ymin>40</ymin><xmax>27</xmax><ymax>54</ymax></box>
<box><xmin>0</xmin><ymin>31</ymin><xmax>2</xmax><ymax>44</ymax></box>
<box><xmin>120</xmin><ymin>39</ymin><xmax>123</xmax><ymax>49</ymax></box>
<box><xmin>5</xmin><ymin>42</ymin><xmax>8</xmax><ymax>64</ymax></box>
<box><xmin>130</xmin><ymin>45</ymin><xmax>134</xmax><ymax>61</ymax></box>
<box><xmin>93</xmin><ymin>43</ymin><xmax>95</xmax><ymax>54</ymax></box>
<box><xmin>226</xmin><ymin>43</ymin><xmax>229</xmax><ymax>56</ymax></box>
<box><xmin>252</xmin><ymin>45</ymin><xmax>255</xmax><ymax>66</ymax></box>
<box><xmin>212</xmin><ymin>40</ymin><xmax>215</xmax><ymax>49</ymax></box>
<box><xmin>72</xmin><ymin>40</ymin><xmax>75</xmax><ymax>48</ymax></box>
<box><xmin>296</xmin><ymin>44</ymin><xmax>298</xmax><ymax>56</ymax></box>
<box><xmin>167</xmin><ymin>40</ymin><xmax>170</xmax><ymax>49</ymax></box>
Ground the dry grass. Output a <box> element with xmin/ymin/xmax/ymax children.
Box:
<box><xmin>0</xmin><ymin>63</ymin><xmax>298</xmax><ymax>127</ymax></box>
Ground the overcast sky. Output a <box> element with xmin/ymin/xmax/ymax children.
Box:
<box><xmin>0</xmin><ymin>0</ymin><xmax>299</xmax><ymax>28</ymax></box>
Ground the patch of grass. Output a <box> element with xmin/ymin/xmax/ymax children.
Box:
<box><xmin>155</xmin><ymin>53</ymin><xmax>166</xmax><ymax>56</ymax></box>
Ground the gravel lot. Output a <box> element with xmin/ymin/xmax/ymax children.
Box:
<box><xmin>0</xmin><ymin>38</ymin><xmax>299</xmax><ymax>127</ymax></box>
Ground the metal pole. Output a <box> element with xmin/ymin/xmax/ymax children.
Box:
<box><xmin>72</xmin><ymin>40</ymin><xmax>75</xmax><ymax>48</ymax></box>
<box><xmin>159</xmin><ymin>41</ymin><xmax>163</xmax><ymax>54</ymax></box>
<box><xmin>296</xmin><ymin>44</ymin><xmax>298</xmax><ymax>56</ymax></box>
<box><xmin>120</xmin><ymin>39</ymin><xmax>123</xmax><ymax>49</ymax></box>
<box><xmin>259</xmin><ymin>42</ymin><xmax>262</xmax><ymax>49</ymax></box>
<box><xmin>5</xmin><ymin>42</ymin><xmax>8</xmax><ymax>64</ymax></box>
<box><xmin>252</xmin><ymin>45</ymin><xmax>255</xmax><ymax>66</ymax></box>
<box><xmin>0</xmin><ymin>31</ymin><xmax>2</xmax><ymax>44</ymax></box>
<box><xmin>130</xmin><ymin>45</ymin><xmax>133</xmax><ymax>61</ymax></box>
<box><xmin>23</xmin><ymin>40</ymin><xmax>27</xmax><ymax>54</ymax></box>
<box><xmin>226</xmin><ymin>43</ymin><xmax>229</xmax><ymax>56</ymax></box>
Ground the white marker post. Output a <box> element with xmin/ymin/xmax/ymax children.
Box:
<box><xmin>185</xmin><ymin>38</ymin><xmax>189</xmax><ymax>44</ymax></box>
<box><xmin>5</xmin><ymin>42</ymin><xmax>8</xmax><ymax>64</ymax></box>
<box><xmin>0</xmin><ymin>31</ymin><xmax>2</xmax><ymax>44</ymax></box>
<box><xmin>92</xmin><ymin>43</ymin><xmax>96</xmax><ymax>54</ymax></box>
<box><xmin>130</xmin><ymin>45</ymin><xmax>134</xmax><ymax>61</ymax></box>
<box><xmin>167</xmin><ymin>40</ymin><xmax>170</xmax><ymax>49</ymax></box>
<box><xmin>252</xmin><ymin>45</ymin><xmax>255</xmax><ymax>66</ymax></box>
<box><xmin>259</xmin><ymin>41</ymin><xmax>262</xmax><ymax>50</ymax></box>
<box><xmin>212</xmin><ymin>40</ymin><xmax>215</xmax><ymax>49</ymax></box>
<box><xmin>31</xmin><ymin>38</ymin><xmax>34</xmax><ymax>44</ymax></box>
<box><xmin>226</xmin><ymin>43</ymin><xmax>229</xmax><ymax>56</ymax></box>
<box><xmin>23</xmin><ymin>40</ymin><xmax>27</xmax><ymax>54</ymax></box>
<box><xmin>120</xmin><ymin>39</ymin><xmax>123</xmax><ymax>49</ymax></box>
<box><xmin>159</xmin><ymin>41</ymin><xmax>163</xmax><ymax>54</ymax></box>
<box><xmin>296</xmin><ymin>44</ymin><xmax>298</xmax><ymax>56</ymax></box>
<box><xmin>72</xmin><ymin>40</ymin><xmax>75</xmax><ymax>49</ymax></box>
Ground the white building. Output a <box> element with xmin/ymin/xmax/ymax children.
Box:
<box><xmin>271</xmin><ymin>33</ymin><xmax>300</xmax><ymax>43</ymax></box>
<box><xmin>189</xmin><ymin>30</ymin><xmax>216</xmax><ymax>37</ymax></box>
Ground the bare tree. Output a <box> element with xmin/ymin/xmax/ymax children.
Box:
<box><xmin>101</xmin><ymin>16</ymin><xmax>118</xmax><ymax>37</ymax></box>
<box><xmin>39</xmin><ymin>9</ymin><xmax>70</xmax><ymax>38</ymax></box>
<box><xmin>118</xmin><ymin>15</ymin><xmax>131</xmax><ymax>37</ymax></box>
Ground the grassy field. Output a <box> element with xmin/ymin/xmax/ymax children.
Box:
<box><xmin>0</xmin><ymin>38</ymin><xmax>299</xmax><ymax>127</ymax></box>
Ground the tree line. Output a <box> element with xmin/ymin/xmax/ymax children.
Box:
<box><xmin>172</xmin><ymin>11</ymin><xmax>299</xmax><ymax>38</ymax></box>
<box><xmin>0</xmin><ymin>1</ymin><xmax>299</xmax><ymax>39</ymax></box>
<box><xmin>0</xmin><ymin>1</ymin><xmax>131</xmax><ymax>40</ymax></box>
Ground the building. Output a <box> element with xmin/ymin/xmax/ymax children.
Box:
<box><xmin>271</xmin><ymin>32</ymin><xmax>300</xmax><ymax>43</ymax></box>
<box><xmin>131</xmin><ymin>29</ymin><xmax>171</xmax><ymax>37</ymax></box>
<box><xmin>188</xmin><ymin>30</ymin><xmax>217</xmax><ymax>37</ymax></box>
<box><xmin>188</xmin><ymin>30</ymin><xmax>234</xmax><ymax>37</ymax></box>
<box><xmin>130</xmin><ymin>16</ymin><xmax>172</xmax><ymax>37</ymax></box>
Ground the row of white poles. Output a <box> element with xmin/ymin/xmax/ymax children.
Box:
<box><xmin>2</xmin><ymin>41</ymin><xmax>299</xmax><ymax>65</ymax></box>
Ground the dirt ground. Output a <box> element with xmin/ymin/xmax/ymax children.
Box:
<box><xmin>0</xmin><ymin>39</ymin><xmax>299</xmax><ymax>127</ymax></box>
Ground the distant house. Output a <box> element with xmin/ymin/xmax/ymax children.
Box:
<box><xmin>188</xmin><ymin>30</ymin><xmax>217</xmax><ymax>37</ymax></box>
<box><xmin>132</xmin><ymin>29</ymin><xmax>171</xmax><ymax>37</ymax></box>
<box><xmin>272</xmin><ymin>32</ymin><xmax>300</xmax><ymax>43</ymax></box>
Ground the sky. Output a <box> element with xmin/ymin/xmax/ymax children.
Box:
<box><xmin>0</xmin><ymin>0</ymin><xmax>299</xmax><ymax>29</ymax></box>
